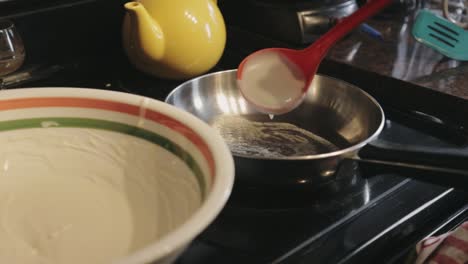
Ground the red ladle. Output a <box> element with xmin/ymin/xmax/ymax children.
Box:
<box><xmin>237</xmin><ymin>0</ymin><xmax>393</xmax><ymax>115</ymax></box>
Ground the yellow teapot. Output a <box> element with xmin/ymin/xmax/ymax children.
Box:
<box><xmin>122</xmin><ymin>0</ymin><xmax>226</xmax><ymax>80</ymax></box>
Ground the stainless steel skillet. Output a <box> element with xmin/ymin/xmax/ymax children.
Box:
<box><xmin>165</xmin><ymin>70</ymin><xmax>468</xmax><ymax>190</ymax></box>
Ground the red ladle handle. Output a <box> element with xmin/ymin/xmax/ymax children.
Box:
<box><xmin>304</xmin><ymin>0</ymin><xmax>393</xmax><ymax>65</ymax></box>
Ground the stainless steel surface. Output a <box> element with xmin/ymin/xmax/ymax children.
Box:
<box><xmin>218</xmin><ymin>0</ymin><xmax>360</xmax><ymax>45</ymax></box>
<box><xmin>166</xmin><ymin>70</ymin><xmax>384</xmax><ymax>160</ymax></box>
<box><xmin>165</xmin><ymin>69</ymin><xmax>387</xmax><ymax>184</ymax></box>
<box><xmin>165</xmin><ymin>70</ymin><xmax>468</xmax><ymax>188</ymax></box>
<box><xmin>443</xmin><ymin>0</ymin><xmax>468</xmax><ymax>28</ymax></box>
<box><xmin>298</xmin><ymin>1</ymin><xmax>358</xmax><ymax>43</ymax></box>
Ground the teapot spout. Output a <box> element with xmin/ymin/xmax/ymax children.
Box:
<box><xmin>124</xmin><ymin>1</ymin><xmax>164</xmax><ymax>61</ymax></box>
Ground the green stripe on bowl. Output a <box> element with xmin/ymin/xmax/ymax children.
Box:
<box><xmin>0</xmin><ymin>117</ymin><xmax>207</xmax><ymax>198</ymax></box>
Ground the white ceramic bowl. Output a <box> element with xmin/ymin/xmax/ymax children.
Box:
<box><xmin>0</xmin><ymin>87</ymin><xmax>234</xmax><ymax>264</ymax></box>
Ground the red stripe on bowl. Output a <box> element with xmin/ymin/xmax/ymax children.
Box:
<box><xmin>0</xmin><ymin>97</ymin><xmax>216</xmax><ymax>179</ymax></box>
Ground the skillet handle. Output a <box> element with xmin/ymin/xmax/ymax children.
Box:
<box><xmin>360</xmin><ymin>141</ymin><xmax>468</xmax><ymax>170</ymax></box>
<box><xmin>383</xmin><ymin>105</ymin><xmax>468</xmax><ymax>146</ymax></box>
<box><xmin>351</xmin><ymin>141</ymin><xmax>468</xmax><ymax>191</ymax></box>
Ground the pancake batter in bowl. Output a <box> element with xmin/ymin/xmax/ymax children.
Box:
<box><xmin>0</xmin><ymin>127</ymin><xmax>202</xmax><ymax>264</ymax></box>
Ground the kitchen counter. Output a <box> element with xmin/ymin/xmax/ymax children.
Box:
<box><xmin>327</xmin><ymin>3</ymin><xmax>468</xmax><ymax>99</ymax></box>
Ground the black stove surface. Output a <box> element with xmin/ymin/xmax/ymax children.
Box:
<box><xmin>2</xmin><ymin>23</ymin><xmax>468</xmax><ymax>264</ymax></box>
<box><xmin>173</xmin><ymin>121</ymin><xmax>468</xmax><ymax>264</ymax></box>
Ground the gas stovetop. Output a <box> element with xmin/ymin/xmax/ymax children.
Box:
<box><xmin>1</xmin><ymin>14</ymin><xmax>468</xmax><ymax>263</ymax></box>
<box><xmin>173</xmin><ymin>117</ymin><xmax>468</xmax><ymax>264</ymax></box>
<box><xmin>218</xmin><ymin>0</ymin><xmax>359</xmax><ymax>45</ymax></box>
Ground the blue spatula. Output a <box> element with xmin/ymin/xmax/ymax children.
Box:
<box><xmin>412</xmin><ymin>9</ymin><xmax>468</xmax><ymax>61</ymax></box>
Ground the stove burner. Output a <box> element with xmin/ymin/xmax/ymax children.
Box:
<box><xmin>219</xmin><ymin>0</ymin><xmax>358</xmax><ymax>44</ymax></box>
